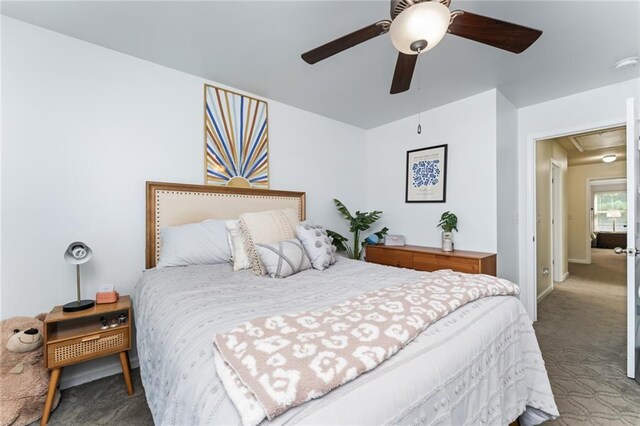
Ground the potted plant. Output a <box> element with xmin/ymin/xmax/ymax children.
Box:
<box><xmin>437</xmin><ymin>211</ymin><xmax>458</xmax><ymax>252</ymax></box>
<box><xmin>327</xmin><ymin>199</ymin><xmax>388</xmax><ymax>260</ymax></box>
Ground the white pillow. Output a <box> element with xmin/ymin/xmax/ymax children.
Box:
<box><xmin>226</xmin><ymin>220</ymin><xmax>252</xmax><ymax>271</ymax></box>
<box><xmin>255</xmin><ymin>239</ymin><xmax>311</xmax><ymax>278</ymax></box>
<box><xmin>238</xmin><ymin>208</ymin><xmax>300</xmax><ymax>275</ymax></box>
<box><xmin>157</xmin><ymin>219</ymin><xmax>231</xmax><ymax>268</ymax></box>
<box><xmin>296</xmin><ymin>223</ymin><xmax>337</xmax><ymax>271</ymax></box>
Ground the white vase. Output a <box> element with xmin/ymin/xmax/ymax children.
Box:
<box><xmin>441</xmin><ymin>231</ymin><xmax>454</xmax><ymax>252</ymax></box>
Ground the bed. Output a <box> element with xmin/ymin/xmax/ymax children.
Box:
<box><xmin>134</xmin><ymin>182</ymin><xmax>558</xmax><ymax>425</ymax></box>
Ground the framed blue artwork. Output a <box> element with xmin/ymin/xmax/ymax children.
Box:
<box><xmin>405</xmin><ymin>144</ymin><xmax>448</xmax><ymax>203</ymax></box>
<box><xmin>204</xmin><ymin>84</ymin><xmax>269</xmax><ymax>188</ymax></box>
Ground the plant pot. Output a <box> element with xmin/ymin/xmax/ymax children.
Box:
<box><xmin>441</xmin><ymin>231</ymin><xmax>454</xmax><ymax>252</ymax></box>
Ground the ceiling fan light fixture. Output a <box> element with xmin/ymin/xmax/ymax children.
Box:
<box><xmin>602</xmin><ymin>154</ymin><xmax>617</xmax><ymax>163</ymax></box>
<box><xmin>389</xmin><ymin>1</ymin><xmax>450</xmax><ymax>55</ymax></box>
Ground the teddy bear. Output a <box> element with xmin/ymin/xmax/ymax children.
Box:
<box><xmin>0</xmin><ymin>315</ymin><xmax>60</xmax><ymax>426</ymax></box>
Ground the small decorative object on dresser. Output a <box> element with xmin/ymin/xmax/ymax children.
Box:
<box><xmin>40</xmin><ymin>296</ymin><xmax>134</xmax><ymax>425</ymax></box>
<box><xmin>384</xmin><ymin>234</ymin><xmax>406</xmax><ymax>246</ymax></box>
<box><xmin>62</xmin><ymin>242</ymin><xmax>95</xmax><ymax>312</ymax></box>
<box><xmin>436</xmin><ymin>211</ymin><xmax>458</xmax><ymax>252</ymax></box>
<box><xmin>366</xmin><ymin>244</ymin><xmax>496</xmax><ymax>276</ymax></box>
<box><xmin>406</xmin><ymin>144</ymin><xmax>448</xmax><ymax>203</ymax></box>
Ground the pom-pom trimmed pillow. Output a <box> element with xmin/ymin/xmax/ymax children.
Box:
<box><xmin>157</xmin><ymin>219</ymin><xmax>231</xmax><ymax>268</ymax></box>
<box><xmin>225</xmin><ymin>220</ymin><xmax>252</xmax><ymax>271</ymax></box>
<box><xmin>255</xmin><ymin>239</ymin><xmax>311</xmax><ymax>278</ymax></box>
<box><xmin>239</xmin><ymin>208</ymin><xmax>299</xmax><ymax>275</ymax></box>
<box><xmin>296</xmin><ymin>223</ymin><xmax>337</xmax><ymax>271</ymax></box>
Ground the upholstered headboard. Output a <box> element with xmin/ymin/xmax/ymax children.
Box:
<box><xmin>146</xmin><ymin>181</ymin><xmax>306</xmax><ymax>268</ymax></box>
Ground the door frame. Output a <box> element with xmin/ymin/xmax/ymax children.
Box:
<box><xmin>550</xmin><ymin>160</ymin><xmax>565</xmax><ymax>282</ymax></box>
<box><xmin>522</xmin><ymin>116</ymin><xmax>630</xmax><ymax>322</ymax></box>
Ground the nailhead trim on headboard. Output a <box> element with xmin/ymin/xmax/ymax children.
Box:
<box><xmin>146</xmin><ymin>182</ymin><xmax>306</xmax><ymax>268</ymax></box>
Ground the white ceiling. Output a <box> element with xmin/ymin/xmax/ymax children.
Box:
<box><xmin>2</xmin><ymin>0</ymin><xmax>639</xmax><ymax>129</ymax></box>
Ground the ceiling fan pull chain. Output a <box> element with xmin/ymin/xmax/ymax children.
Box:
<box><xmin>417</xmin><ymin>47</ymin><xmax>422</xmax><ymax>135</ymax></box>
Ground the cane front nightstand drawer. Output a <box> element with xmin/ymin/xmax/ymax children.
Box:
<box><xmin>47</xmin><ymin>326</ymin><xmax>130</xmax><ymax>368</ymax></box>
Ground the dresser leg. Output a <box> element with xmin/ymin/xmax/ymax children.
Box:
<box><xmin>119</xmin><ymin>351</ymin><xmax>134</xmax><ymax>395</ymax></box>
<box><xmin>41</xmin><ymin>367</ymin><xmax>61</xmax><ymax>426</ymax></box>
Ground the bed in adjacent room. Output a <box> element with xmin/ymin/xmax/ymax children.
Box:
<box><xmin>134</xmin><ymin>182</ymin><xmax>558</xmax><ymax>426</ymax></box>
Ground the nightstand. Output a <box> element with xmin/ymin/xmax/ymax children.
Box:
<box><xmin>41</xmin><ymin>296</ymin><xmax>133</xmax><ymax>425</ymax></box>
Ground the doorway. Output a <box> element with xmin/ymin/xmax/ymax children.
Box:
<box><xmin>531</xmin><ymin>123</ymin><xmax>638</xmax><ymax>418</ymax></box>
<box><xmin>535</xmin><ymin>125</ymin><xmax>628</xmax><ymax>304</ymax></box>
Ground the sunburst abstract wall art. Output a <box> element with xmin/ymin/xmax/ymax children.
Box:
<box><xmin>204</xmin><ymin>84</ymin><xmax>269</xmax><ymax>188</ymax></box>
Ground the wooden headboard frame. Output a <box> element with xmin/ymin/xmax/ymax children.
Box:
<box><xmin>145</xmin><ymin>181</ymin><xmax>306</xmax><ymax>269</ymax></box>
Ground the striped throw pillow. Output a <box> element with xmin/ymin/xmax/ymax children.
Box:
<box><xmin>255</xmin><ymin>239</ymin><xmax>311</xmax><ymax>278</ymax></box>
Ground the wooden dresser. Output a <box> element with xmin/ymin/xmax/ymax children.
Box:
<box><xmin>366</xmin><ymin>244</ymin><xmax>497</xmax><ymax>276</ymax></box>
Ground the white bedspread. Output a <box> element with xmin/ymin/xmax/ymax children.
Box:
<box><xmin>134</xmin><ymin>258</ymin><xmax>558</xmax><ymax>425</ymax></box>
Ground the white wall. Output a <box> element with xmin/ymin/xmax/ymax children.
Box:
<box><xmin>1</xmin><ymin>17</ymin><xmax>366</xmax><ymax>386</ymax></box>
<box><xmin>518</xmin><ymin>78</ymin><xmax>640</xmax><ymax>320</ymax></box>
<box><xmin>365</xmin><ymin>90</ymin><xmax>498</xmax><ymax>253</ymax></box>
<box><xmin>496</xmin><ymin>92</ymin><xmax>519</xmax><ymax>282</ymax></box>
<box><xmin>535</xmin><ymin>139</ymin><xmax>568</xmax><ymax>299</ymax></box>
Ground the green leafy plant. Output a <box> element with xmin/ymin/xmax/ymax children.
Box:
<box><xmin>327</xmin><ymin>199</ymin><xmax>388</xmax><ymax>260</ymax></box>
<box><xmin>437</xmin><ymin>211</ymin><xmax>458</xmax><ymax>233</ymax></box>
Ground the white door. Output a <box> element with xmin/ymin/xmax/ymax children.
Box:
<box><xmin>625</xmin><ymin>97</ymin><xmax>640</xmax><ymax>380</ymax></box>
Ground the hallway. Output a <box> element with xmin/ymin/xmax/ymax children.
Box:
<box><xmin>535</xmin><ymin>248</ymin><xmax>640</xmax><ymax>424</ymax></box>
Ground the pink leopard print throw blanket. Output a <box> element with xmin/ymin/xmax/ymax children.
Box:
<box><xmin>213</xmin><ymin>271</ymin><xmax>519</xmax><ymax>425</ymax></box>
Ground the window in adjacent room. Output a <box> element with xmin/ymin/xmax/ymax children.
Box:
<box><xmin>593</xmin><ymin>191</ymin><xmax>627</xmax><ymax>232</ymax></box>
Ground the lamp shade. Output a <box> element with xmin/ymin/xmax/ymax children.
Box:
<box><xmin>606</xmin><ymin>210</ymin><xmax>622</xmax><ymax>218</ymax></box>
<box><xmin>389</xmin><ymin>1</ymin><xmax>451</xmax><ymax>54</ymax></box>
<box><xmin>64</xmin><ymin>242</ymin><xmax>93</xmax><ymax>265</ymax></box>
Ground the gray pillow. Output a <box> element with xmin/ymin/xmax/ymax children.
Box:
<box><xmin>157</xmin><ymin>219</ymin><xmax>231</xmax><ymax>268</ymax></box>
<box><xmin>296</xmin><ymin>223</ymin><xmax>337</xmax><ymax>271</ymax></box>
<box><xmin>255</xmin><ymin>239</ymin><xmax>312</xmax><ymax>278</ymax></box>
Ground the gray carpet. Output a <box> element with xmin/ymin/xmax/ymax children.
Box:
<box><xmin>41</xmin><ymin>249</ymin><xmax>640</xmax><ymax>425</ymax></box>
<box><xmin>39</xmin><ymin>368</ymin><xmax>153</xmax><ymax>426</ymax></box>
<box><xmin>534</xmin><ymin>248</ymin><xmax>640</xmax><ymax>425</ymax></box>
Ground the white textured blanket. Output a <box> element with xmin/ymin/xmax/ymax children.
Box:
<box><xmin>134</xmin><ymin>259</ymin><xmax>558</xmax><ymax>425</ymax></box>
<box><xmin>214</xmin><ymin>272</ymin><xmax>520</xmax><ymax>425</ymax></box>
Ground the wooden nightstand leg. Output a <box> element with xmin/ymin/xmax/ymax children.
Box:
<box><xmin>119</xmin><ymin>351</ymin><xmax>134</xmax><ymax>395</ymax></box>
<box><xmin>41</xmin><ymin>367</ymin><xmax>61</xmax><ymax>426</ymax></box>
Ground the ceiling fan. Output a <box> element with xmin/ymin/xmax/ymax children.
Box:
<box><xmin>301</xmin><ymin>0</ymin><xmax>542</xmax><ymax>94</ymax></box>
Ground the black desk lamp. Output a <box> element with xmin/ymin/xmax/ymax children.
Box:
<box><xmin>62</xmin><ymin>241</ymin><xmax>95</xmax><ymax>312</ymax></box>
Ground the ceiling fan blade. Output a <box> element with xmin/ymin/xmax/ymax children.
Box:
<box><xmin>301</xmin><ymin>21</ymin><xmax>390</xmax><ymax>64</ymax></box>
<box><xmin>448</xmin><ymin>11</ymin><xmax>542</xmax><ymax>54</ymax></box>
<box><xmin>390</xmin><ymin>52</ymin><xmax>418</xmax><ymax>94</ymax></box>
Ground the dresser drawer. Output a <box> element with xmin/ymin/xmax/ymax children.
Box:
<box><xmin>47</xmin><ymin>327</ymin><xmax>129</xmax><ymax>368</ymax></box>
<box><xmin>413</xmin><ymin>253</ymin><xmax>479</xmax><ymax>274</ymax></box>
<box><xmin>366</xmin><ymin>245</ymin><xmax>495</xmax><ymax>275</ymax></box>
<box><xmin>366</xmin><ymin>247</ymin><xmax>413</xmax><ymax>268</ymax></box>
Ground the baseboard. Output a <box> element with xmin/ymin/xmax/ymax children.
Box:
<box><xmin>568</xmin><ymin>258</ymin><xmax>590</xmax><ymax>264</ymax></box>
<box><xmin>59</xmin><ymin>354</ymin><xmax>139</xmax><ymax>390</ymax></box>
<box><xmin>559</xmin><ymin>271</ymin><xmax>569</xmax><ymax>282</ymax></box>
<box><xmin>537</xmin><ymin>285</ymin><xmax>554</xmax><ymax>303</ymax></box>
